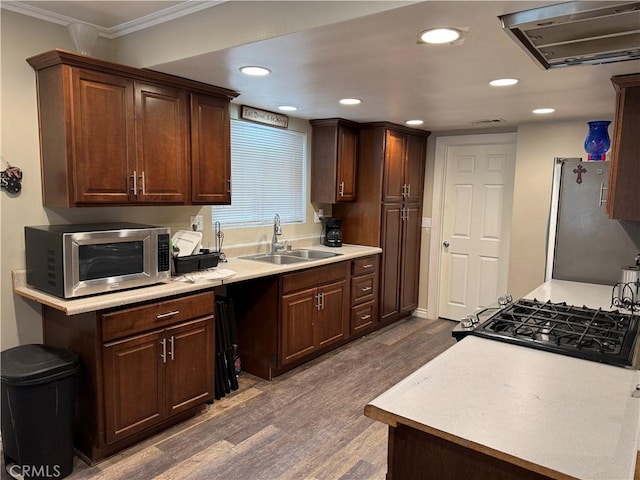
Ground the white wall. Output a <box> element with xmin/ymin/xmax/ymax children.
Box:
<box><xmin>507</xmin><ymin>119</ymin><xmax>613</xmax><ymax>298</ymax></box>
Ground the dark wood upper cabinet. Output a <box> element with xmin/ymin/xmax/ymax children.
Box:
<box><xmin>190</xmin><ymin>93</ymin><xmax>232</xmax><ymax>204</ymax></box>
<box><xmin>310</xmin><ymin>118</ymin><xmax>359</xmax><ymax>203</ymax></box>
<box><xmin>134</xmin><ymin>82</ymin><xmax>189</xmax><ymax>203</ymax></box>
<box><xmin>27</xmin><ymin>49</ymin><xmax>238</xmax><ymax>207</ymax></box>
<box><xmin>607</xmin><ymin>73</ymin><xmax>640</xmax><ymax>221</ymax></box>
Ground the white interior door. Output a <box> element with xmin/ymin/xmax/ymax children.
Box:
<box><xmin>438</xmin><ymin>143</ymin><xmax>516</xmax><ymax>320</ymax></box>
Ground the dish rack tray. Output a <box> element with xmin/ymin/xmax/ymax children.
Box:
<box><xmin>173</xmin><ymin>252</ymin><xmax>221</xmax><ymax>274</ymax></box>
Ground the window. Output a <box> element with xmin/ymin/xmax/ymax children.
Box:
<box><xmin>212</xmin><ymin>119</ymin><xmax>306</xmax><ymax>227</ymax></box>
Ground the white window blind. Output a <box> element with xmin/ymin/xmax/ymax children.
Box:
<box><xmin>212</xmin><ymin>119</ymin><xmax>306</xmax><ymax>227</ymax></box>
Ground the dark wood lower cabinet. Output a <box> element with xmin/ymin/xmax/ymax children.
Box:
<box><xmin>232</xmin><ymin>257</ymin><xmax>380</xmax><ymax>380</ymax></box>
<box><xmin>280</xmin><ymin>266</ymin><xmax>349</xmax><ymax>366</ymax></box>
<box><xmin>388</xmin><ymin>424</ymin><xmax>555</xmax><ymax>480</ymax></box>
<box><xmin>42</xmin><ymin>290</ymin><xmax>215</xmax><ymax>463</ymax></box>
<box><xmin>103</xmin><ymin>330</ymin><xmax>165</xmax><ymax>445</ymax></box>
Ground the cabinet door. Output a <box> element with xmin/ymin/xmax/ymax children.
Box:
<box><xmin>383</xmin><ymin>130</ymin><xmax>406</xmax><ymax>203</ymax></box>
<box><xmin>103</xmin><ymin>330</ymin><xmax>166</xmax><ymax>444</ymax></box>
<box><xmin>337</xmin><ymin>127</ymin><xmax>358</xmax><ymax>202</ymax></box>
<box><xmin>381</xmin><ymin>204</ymin><xmax>403</xmax><ymax>320</ymax></box>
<box><xmin>317</xmin><ymin>279</ymin><xmax>348</xmax><ymax>348</ymax></box>
<box><xmin>71</xmin><ymin>68</ymin><xmax>135</xmax><ymax>204</ymax></box>
<box><xmin>165</xmin><ymin>318</ymin><xmax>214</xmax><ymax>417</ymax></box>
<box><xmin>191</xmin><ymin>93</ymin><xmax>231</xmax><ymax>204</ymax></box>
<box><xmin>135</xmin><ymin>82</ymin><xmax>189</xmax><ymax>203</ymax></box>
<box><xmin>404</xmin><ymin>134</ymin><xmax>426</xmax><ymax>203</ymax></box>
<box><xmin>607</xmin><ymin>81</ymin><xmax>640</xmax><ymax>220</ymax></box>
<box><xmin>400</xmin><ymin>204</ymin><xmax>422</xmax><ymax>313</ymax></box>
<box><xmin>281</xmin><ymin>288</ymin><xmax>317</xmax><ymax>365</ymax></box>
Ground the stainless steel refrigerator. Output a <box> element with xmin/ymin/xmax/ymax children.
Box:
<box><xmin>547</xmin><ymin>158</ymin><xmax>640</xmax><ymax>286</ymax></box>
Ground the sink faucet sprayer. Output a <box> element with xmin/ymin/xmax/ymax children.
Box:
<box><xmin>272</xmin><ymin>214</ymin><xmax>285</xmax><ymax>253</ymax></box>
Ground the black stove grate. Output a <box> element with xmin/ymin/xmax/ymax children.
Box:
<box><xmin>472</xmin><ymin>299</ymin><xmax>639</xmax><ymax>367</ymax></box>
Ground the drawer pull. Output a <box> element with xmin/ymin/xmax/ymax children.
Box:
<box><xmin>360</xmin><ymin>314</ymin><xmax>372</xmax><ymax>320</ymax></box>
<box><xmin>361</xmin><ymin>286</ymin><xmax>372</xmax><ymax>292</ymax></box>
<box><xmin>361</xmin><ymin>264</ymin><xmax>373</xmax><ymax>269</ymax></box>
<box><xmin>157</xmin><ymin>310</ymin><xmax>180</xmax><ymax>320</ymax></box>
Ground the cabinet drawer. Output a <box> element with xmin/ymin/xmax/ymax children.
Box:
<box><xmin>281</xmin><ymin>261</ymin><xmax>349</xmax><ymax>294</ymax></box>
<box><xmin>102</xmin><ymin>291</ymin><xmax>215</xmax><ymax>341</ymax></box>
<box><xmin>352</xmin><ymin>255</ymin><xmax>378</xmax><ymax>277</ymax></box>
<box><xmin>351</xmin><ymin>301</ymin><xmax>377</xmax><ymax>333</ymax></box>
<box><xmin>351</xmin><ymin>273</ymin><xmax>376</xmax><ymax>305</ymax></box>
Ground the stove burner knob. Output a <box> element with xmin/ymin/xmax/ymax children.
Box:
<box><xmin>462</xmin><ymin>313</ymin><xmax>479</xmax><ymax>328</ymax></box>
<box><xmin>498</xmin><ymin>294</ymin><xmax>513</xmax><ymax>308</ymax></box>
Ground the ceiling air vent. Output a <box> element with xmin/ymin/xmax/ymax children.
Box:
<box><xmin>471</xmin><ymin>118</ymin><xmax>506</xmax><ymax>125</ymax></box>
<box><xmin>499</xmin><ymin>1</ymin><xmax>640</xmax><ymax>69</ymax></box>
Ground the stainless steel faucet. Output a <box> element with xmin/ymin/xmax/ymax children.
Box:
<box><xmin>272</xmin><ymin>214</ymin><xmax>284</xmax><ymax>254</ymax></box>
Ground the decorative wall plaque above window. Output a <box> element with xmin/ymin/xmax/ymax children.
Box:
<box><xmin>240</xmin><ymin>105</ymin><xmax>289</xmax><ymax>128</ymax></box>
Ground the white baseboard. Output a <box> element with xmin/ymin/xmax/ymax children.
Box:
<box><xmin>412</xmin><ymin>307</ymin><xmax>429</xmax><ymax>319</ymax></box>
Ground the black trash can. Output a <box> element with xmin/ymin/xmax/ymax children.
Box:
<box><xmin>1</xmin><ymin>344</ymin><xmax>80</xmax><ymax>480</ymax></box>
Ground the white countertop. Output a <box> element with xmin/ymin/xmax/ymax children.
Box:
<box><xmin>524</xmin><ymin>279</ymin><xmax>617</xmax><ymax>311</ymax></box>
<box><xmin>12</xmin><ymin>244</ymin><xmax>381</xmax><ymax>315</ymax></box>
<box><xmin>365</xmin><ymin>279</ymin><xmax>640</xmax><ymax>480</ymax></box>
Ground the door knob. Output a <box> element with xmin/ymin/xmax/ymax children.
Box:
<box><xmin>442</xmin><ymin>241</ymin><xmax>450</xmax><ymax>247</ymax></box>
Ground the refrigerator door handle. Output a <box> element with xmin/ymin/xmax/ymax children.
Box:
<box><xmin>599</xmin><ymin>182</ymin><xmax>608</xmax><ymax>207</ymax></box>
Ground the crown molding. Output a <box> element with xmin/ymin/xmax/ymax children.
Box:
<box><xmin>1</xmin><ymin>0</ymin><xmax>225</xmax><ymax>39</ymax></box>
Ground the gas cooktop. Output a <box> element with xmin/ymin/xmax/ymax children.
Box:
<box><xmin>470</xmin><ymin>298</ymin><xmax>639</xmax><ymax>367</ymax></box>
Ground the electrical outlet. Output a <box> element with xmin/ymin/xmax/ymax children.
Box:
<box><xmin>314</xmin><ymin>209</ymin><xmax>324</xmax><ymax>224</ymax></box>
<box><xmin>190</xmin><ymin>215</ymin><xmax>204</xmax><ymax>231</ymax></box>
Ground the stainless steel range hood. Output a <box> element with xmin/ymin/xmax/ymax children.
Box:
<box><xmin>499</xmin><ymin>1</ymin><xmax>640</xmax><ymax>69</ymax></box>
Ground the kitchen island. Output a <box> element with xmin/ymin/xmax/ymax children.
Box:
<box><xmin>365</xmin><ymin>280</ymin><xmax>640</xmax><ymax>480</ymax></box>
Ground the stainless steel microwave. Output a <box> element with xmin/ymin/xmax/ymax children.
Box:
<box><xmin>25</xmin><ymin>223</ymin><xmax>171</xmax><ymax>299</ymax></box>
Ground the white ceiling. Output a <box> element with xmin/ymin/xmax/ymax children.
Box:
<box><xmin>7</xmin><ymin>0</ymin><xmax>640</xmax><ymax>131</ymax></box>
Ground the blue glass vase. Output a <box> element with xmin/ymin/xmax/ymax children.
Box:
<box><xmin>583</xmin><ymin>120</ymin><xmax>611</xmax><ymax>161</ymax></box>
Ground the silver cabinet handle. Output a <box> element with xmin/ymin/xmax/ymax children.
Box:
<box><xmin>407</xmin><ymin>183</ymin><xmax>411</xmax><ymax>198</ymax></box>
<box><xmin>361</xmin><ymin>264</ymin><xmax>373</xmax><ymax>269</ymax></box>
<box><xmin>169</xmin><ymin>336</ymin><xmax>175</xmax><ymax>361</ymax></box>
<box><xmin>360</xmin><ymin>314</ymin><xmax>372</xmax><ymax>321</ymax></box>
<box><xmin>227</xmin><ymin>178</ymin><xmax>232</xmax><ymax>194</ymax></box>
<box><xmin>315</xmin><ymin>293</ymin><xmax>321</xmax><ymax>310</ymax></box>
<box><xmin>443</xmin><ymin>241</ymin><xmax>450</xmax><ymax>248</ymax></box>
<box><xmin>160</xmin><ymin>338</ymin><xmax>166</xmax><ymax>363</ymax></box>
<box><xmin>157</xmin><ymin>310</ymin><xmax>180</xmax><ymax>320</ymax></box>
<box><xmin>141</xmin><ymin>171</ymin><xmax>146</xmax><ymax>195</ymax></box>
<box><xmin>339</xmin><ymin>181</ymin><xmax>345</xmax><ymax>197</ymax></box>
<box><xmin>321</xmin><ymin>292</ymin><xmax>325</xmax><ymax>310</ymax></box>
<box><xmin>131</xmin><ymin>170</ymin><xmax>137</xmax><ymax>194</ymax></box>
<box><xmin>361</xmin><ymin>286</ymin><xmax>372</xmax><ymax>292</ymax></box>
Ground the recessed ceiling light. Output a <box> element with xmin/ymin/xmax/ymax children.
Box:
<box><xmin>339</xmin><ymin>98</ymin><xmax>361</xmax><ymax>105</ymax></box>
<box><xmin>278</xmin><ymin>105</ymin><xmax>298</xmax><ymax>111</ymax></box>
<box><xmin>418</xmin><ymin>27</ymin><xmax>462</xmax><ymax>44</ymax></box>
<box><xmin>405</xmin><ymin>120</ymin><xmax>424</xmax><ymax>126</ymax></box>
<box><xmin>533</xmin><ymin>108</ymin><xmax>556</xmax><ymax>114</ymax></box>
<box><xmin>240</xmin><ymin>66</ymin><xmax>271</xmax><ymax>76</ymax></box>
<box><xmin>489</xmin><ymin>78</ymin><xmax>519</xmax><ymax>87</ymax></box>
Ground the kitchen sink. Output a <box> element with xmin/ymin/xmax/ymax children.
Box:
<box><xmin>285</xmin><ymin>249</ymin><xmax>342</xmax><ymax>260</ymax></box>
<box><xmin>240</xmin><ymin>249</ymin><xmax>342</xmax><ymax>264</ymax></box>
<box><xmin>240</xmin><ymin>253</ymin><xmax>308</xmax><ymax>265</ymax></box>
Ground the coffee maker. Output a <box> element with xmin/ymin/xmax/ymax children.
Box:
<box><xmin>323</xmin><ymin>217</ymin><xmax>343</xmax><ymax>247</ymax></box>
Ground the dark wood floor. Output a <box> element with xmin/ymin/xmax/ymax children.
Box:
<box><xmin>2</xmin><ymin>317</ymin><xmax>456</xmax><ymax>480</ymax></box>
